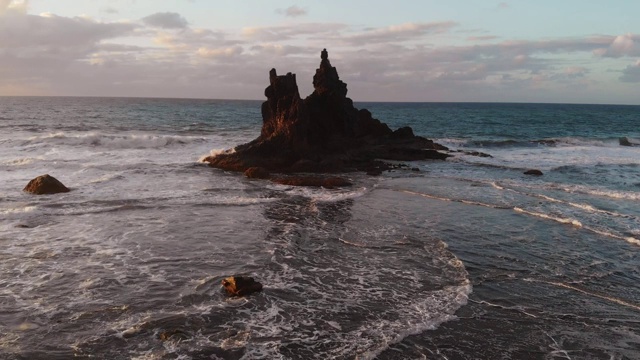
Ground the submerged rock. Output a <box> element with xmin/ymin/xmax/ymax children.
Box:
<box><xmin>204</xmin><ymin>49</ymin><xmax>448</xmax><ymax>175</ymax></box>
<box><xmin>619</xmin><ymin>137</ymin><xmax>634</xmax><ymax>147</ymax></box>
<box><xmin>244</xmin><ymin>167</ymin><xmax>270</xmax><ymax>179</ymax></box>
<box><xmin>221</xmin><ymin>276</ymin><xmax>263</xmax><ymax>297</ymax></box>
<box><xmin>158</xmin><ymin>329</ymin><xmax>190</xmax><ymax>342</ymax></box>
<box><xmin>23</xmin><ymin>174</ymin><xmax>70</xmax><ymax>195</ymax></box>
<box><xmin>524</xmin><ymin>169</ymin><xmax>544</xmax><ymax>176</ymax></box>
<box><xmin>272</xmin><ymin>176</ymin><xmax>352</xmax><ymax>188</ymax></box>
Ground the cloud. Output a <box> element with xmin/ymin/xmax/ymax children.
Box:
<box><xmin>0</xmin><ymin>13</ymin><xmax>137</xmax><ymax>48</ymax></box>
<box><xmin>242</xmin><ymin>22</ymin><xmax>348</xmax><ymax>41</ymax></box>
<box><xmin>0</xmin><ymin>0</ymin><xmax>27</xmax><ymax>14</ymax></box>
<box><xmin>102</xmin><ymin>7</ymin><xmax>119</xmax><ymax>15</ymax></box>
<box><xmin>497</xmin><ymin>2</ymin><xmax>509</xmax><ymax>9</ymax></box>
<box><xmin>342</xmin><ymin>22</ymin><xmax>457</xmax><ymax>45</ymax></box>
<box><xmin>593</xmin><ymin>33</ymin><xmax>640</xmax><ymax>58</ymax></box>
<box><xmin>467</xmin><ymin>35</ymin><xmax>499</xmax><ymax>41</ymax></box>
<box><xmin>277</xmin><ymin>5</ymin><xmax>307</xmax><ymax>17</ymax></box>
<box><xmin>620</xmin><ymin>61</ymin><xmax>640</xmax><ymax>82</ymax></box>
<box><xmin>0</xmin><ymin>7</ymin><xmax>637</xmax><ymax>104</ymax></box>
<box><xmin>196</xmin><ymin>45</ymin><xmax>243</xmax><ymax>59</ymax></box>
<box><xmin>563</xmin><ymin>66</ymin><xmax>588</xmax><ymax>78</ymax></box>
<box><xmin>142</xmin><ymin>12</ymin><xmax>188</xmax><ymax>29</ymax></box>
<box><xmin>249</xmin><ymin>43</ymin><xmax>310</xmax><ymax>56</ymax></box>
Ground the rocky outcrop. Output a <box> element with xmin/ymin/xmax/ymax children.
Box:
<box><xmin>524</xmin><ymin>169</ymin><xmax>544</xmax><ymax>176</ymax></box>
<box><xmin>221</xmin><ymin>276</ymin><xmax>263</xmax><ymax>297</ymax></box>
<box><xmin>204</xmin><ymin>49</ymin><xmax>448</xmax><ymax>174</ymax></box>
<box><xmin>23</xmin><ymin>174</ymin><xmax>70</xmax><ymax>195</ymax></box>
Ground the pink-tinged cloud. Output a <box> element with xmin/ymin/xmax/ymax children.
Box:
<box><xmin>593</xmin><ymin>33</ymin><xmax>640</xmax><ymax>57</ymax></box>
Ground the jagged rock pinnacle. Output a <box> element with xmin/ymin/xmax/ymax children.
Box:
<box><xmin>204</xmin><ymin>49</ymin><xmax>449</xmax><ymax>174</ymax></box>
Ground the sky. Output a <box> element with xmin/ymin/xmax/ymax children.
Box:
<box><xmin>1</xmin><ymin>0</ymin><xmax>639</xmax><ymax>104</ymax></box>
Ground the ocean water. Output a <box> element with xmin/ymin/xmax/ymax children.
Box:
<box><xmin>0</xmin><ymin>97</ymin><xmax>639</xmax><ymax>359</ymax></box>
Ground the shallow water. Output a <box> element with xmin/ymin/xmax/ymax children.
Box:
<box><xmin>1</xmin><ymin>97</ymin><xmax>639</xmax><ymax>359</ymax></box>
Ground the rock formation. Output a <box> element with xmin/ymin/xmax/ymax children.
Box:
<box><xmin>524</xmin><ymin>169</ymin><xmax>544</xmax><ymax>176</ymax></box>
<box><xmin>221</xmin><ymin>276</ymin><xmax>263</xmax><ymax>297</ymax></box>
<box><xmin>23</xmin><ymin>174</ymin><xmax>70</xmax><ymax>195</ymax></box>
<box><xmin>619</xmin><ymin>137</ymin><xmax>636</xmax><ymax>147</ymax></box>
<box><xmin>204</xmin><ymin>49</ymin><xmax>448</xmax><ymax>174</ymax></box>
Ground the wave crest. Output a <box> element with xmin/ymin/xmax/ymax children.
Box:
<box><xmin>25</xmin><ymin>132</ymin><xmax>207</xmax><ymax>149</ymax></box>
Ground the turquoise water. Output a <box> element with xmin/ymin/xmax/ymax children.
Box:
<box><xmin>0</xmin><ymin>97</ymin><xmax>639</xmax><ymax>359</ymax></box>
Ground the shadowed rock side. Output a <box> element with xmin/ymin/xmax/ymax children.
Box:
<box><xmin>221</xmin><ymin>276</ymin><xmax>263</xmax><ymax>297</ymax></box>
<box><xmin>205</xmin><ymin>49</ymin><xmax>449</xmax><ymax>174</ymax></box>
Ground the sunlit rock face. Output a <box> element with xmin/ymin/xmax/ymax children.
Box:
<box><xmin>23</xmin><ymin>174</ymin><xmax>70</xmax><ymax>195</ymax></box>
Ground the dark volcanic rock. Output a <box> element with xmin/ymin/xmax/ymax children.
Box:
<box><xmin>204</xmin><ymin>49</ymin><xmax>448</xmax><ymax>174</ymax></box>
<box><xmin>619</xmin><ymin>137</ymin><xmax>634</xmax><ymax>147</ymax></box>
<box><xmin>524</xmin><ymin>169</ymin><xmax>544</xmax><ymax>176</ymax></box>
<box><xmin>23</xmin><ymin>174</ymin><xmax>70</xmax><ymax>195</ymax></box>
<box><xmin>221</xmin><ymin>276</ymin><xmax>263</xmax><ymax>297</ymax></box>
<box><xmin>272</xmin><ymin>176</ymin><xmax>352</xmax><ymax>188</ymax></box>
<box><xmin>244</xmin><ymin>167</ymin><xmax>270</xmax><ymax>179</ymax></box>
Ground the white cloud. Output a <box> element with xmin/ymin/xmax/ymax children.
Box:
<box><xmin>196</xmin><ymin>45</ymin><xmax>243</xmax><ymax>59</ymax></box>
<box><xmin>142</xmin><ymin>12</ymin><xmax>188</xmax><ymax>29</ymax></box>
<box><xmin>242</xmin><ymin>22</ymin><xmax>348</xmax><ymax>41</ymax></box>
<box><xmin>342</xmin><ymin>22</ymin><xmax>457</xmax><ymax>45</ymax></box>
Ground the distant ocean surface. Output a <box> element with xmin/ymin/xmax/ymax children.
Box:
<box><xmin>1</xmin><ymin>97</ymin><xmax>639</xmax><ymax>359</ymax></box>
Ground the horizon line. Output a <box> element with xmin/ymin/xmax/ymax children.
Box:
<box><xmin>0</xmin><ymin>95</ymin><xmax>638</xmax><ymax>107</ymax></box>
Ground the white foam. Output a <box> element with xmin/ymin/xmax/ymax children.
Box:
<box><xmin>3</xmin><ymin>157</ymin><xmax>39</xmax><ymax>166</ymax></box>
<box><xmin>400</xmin><ymin>189</ymin><xmax>505</xmax><ymax>209</ymax></box>
<box><xmin>583</xmin><ymin>226</ymin><xmax>640</xmax><ymax>247</ymax></box>
<box><xmin>527</xmin><ymin>279</ymin><xmax>640</xmax><ymax>311</ymax></box>
<box><xmin>268</xmin><ymin>185</ymin><xmax>369</xmax><ymax>203</ymax></box>
<box><xmin>514</xmin><ymin>207</ymin><xmax>583</xmax><ymax>227</ymax></box>
<box><xmin>198</xmin><ymin>147</ymin><xmax>235</xmax><ymax>163</ymax></box>
<box><xmin>26</xmin><ymin>131</ymin><xmax>207</xmax><ymax>150</ymax></box>
<box><xmin>0</xmin><ymin>205</ymin><xmax>38</xmax><ymax>215</ymax></box>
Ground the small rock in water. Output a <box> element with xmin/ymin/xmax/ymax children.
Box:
<box><xmin>619</xmin><ymin>137</ymin><xmax>633</xmax><ymax>146</ymax></box>
<box><xmin>524</xmin><ymin>169</ymin><xmax>543</xmax><ymax>176</ymax></box>
<box><xmin>23</xmin><ymin>174</ymin><xmax>70</xmax><ymax>195</ymax></box>
<box><xmin>221</xmin><ymin>276</ymin><xmax>263</xmax><ymax>296</ymax></box>
<box><xmin>158</xmin><ymin>329</ymin><xmax>190</xmax><ymax>342</ymax></box>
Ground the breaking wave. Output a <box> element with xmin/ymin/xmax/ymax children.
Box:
<box><xmin>24</xmin><ymin>132</ymin><xmax>208</xmax><ymax>149</ymax></box>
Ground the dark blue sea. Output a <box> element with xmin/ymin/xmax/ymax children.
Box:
<box><xmin>1</xmin><ymin>97</ymin><xmax>639</xmax><ymax>359</ymax></box>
